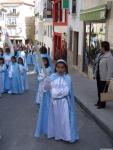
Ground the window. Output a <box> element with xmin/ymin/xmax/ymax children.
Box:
<box><xmin>69</xmin><ymin>28</ymin><xmax>72</xmax><ymax>51</ymax></box>
<box><xmin>48</xmin><ymin>26</ymin><xmax>49</xmax><ymax>37</ymax></box>
<box><xmin>48</xmin><ymin>47</ymin><xmax>50</xmax><ymax>55</ymax></box>
<box><xmin>54</xmin><ymin>1</ymin><xmax>63</xmax><ymax>23</ymax></box>
<box><xmin>84</xmin><ymin>22</ymin><xmax>106</xmax><ymax>65</ymax></box>
<box><xmin>13</xmin><ymin>9</ymin><xmax>16</xmax><ymax>13</ymax></box>
<box><xmin>0</xmin><ymin>12</ymin><xmax>2</xmax><ymax>17</ymax></box>
<box><xmin>50</xmin><ymin>26</ymin><xmax>52</xmax><ymax>38</ymax></box>
<box><xmin>58</xmin><ymin>2</ymin><xmax>62</xmax><ymax>22</ymax></box>
<box><xmin>72</xmin><ymin>0</ymin><xmax>76</xmax><ymax>13</ymax></box>
<box><xmin>7</xmin><ymin>18</ymin><xmax>16</xmax><ymax>25</ymax></box>
<box><xmin>44</xmin><ymin>26</ymin><xmax>46</xmax><ymax>35</ymax></box>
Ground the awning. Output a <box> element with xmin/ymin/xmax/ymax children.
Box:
<box><xmin>80</xmin><ymin>4</ymin><xmax>107</xmax><ymax>21</ymax></box>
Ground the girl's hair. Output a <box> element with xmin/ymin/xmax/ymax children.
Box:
<box><xmin>42</xmin><ymin>57</ymin><xmax>49</xmax><ymax>68</ymax></box>
<box><xmin>0</xmin><ymin>48</ymin><xmax>4</xmax><ymax>56</ymax></box>
<box><xmin>55</xmin><ymin>60</ymin><xmax>68</xmax><ymax>74</ymax></box>
<box><xmin>18</xmin><ymin>57</ymin><xmax>24</xmax><ymax>65</ymax></box>
<box><xmin>11</xmin><ymin>56</ymin><xmax>17</xmax><ymax>61</ymax></box>
<box><xmin>0</xmin><ymin>57</ymin><xmax>5</xmax><ymax>64</ymax></box>
<box><xmin>40</xmin><ymin>46</ymin><xmax>47</xmax><ymax>54</ymax></box>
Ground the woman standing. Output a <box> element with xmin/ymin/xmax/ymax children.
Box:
<box><xmin>94</xmin><ymin>41</ymin><xmax>113</xmax><ymax>109</ymax></box>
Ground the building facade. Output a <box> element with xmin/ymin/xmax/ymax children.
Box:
<box><xmin>35</xmin><ymin>0</ymin><xmax>53</xmax><ymax>57</ymax></box>
<box><xmin>67</xmin><ymin>0</ymin><xmax>113</xmax><ymax>78</ymax></box>
<box><xmin>0</xmin><ymin>5</ymin><xmax>7</xmax><ymax>47</ymax></box>
<box><xmin>52</xmin><ymin>0</ymin><xmax>68</xmax><ymax>61</ymax></box>
<box><xmin>67</xmin><ymin>0</ymin><xmax>83</xmax><ymax>73</ymax></box>
<box><xmin>0</xmin><ymin>0</ymin><xmax>35</xmax><ymax>44</ymax></box>
<box><xmin>80</xmin><ymin>0</ymin><xmax>113</xmax><ymax>77</ymax></box>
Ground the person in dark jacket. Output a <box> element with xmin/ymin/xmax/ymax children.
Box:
<box><xmin>93</xmin><ymin>41</ymin><xmax>113</xmax><ymax>109</ymax></box>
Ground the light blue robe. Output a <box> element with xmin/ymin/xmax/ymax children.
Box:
<box><xmin>0</xmin><ymin>64</ymin><xmax>6</xmax><ymax>95</ymax></box>
<box><xmin>9</xmin><ymin>62</ymin><xmax>23</xmax><ymax>94</ymax></box>
<box><xmin>26</xmin><ymin>49</ymin><xmax>32</xmax><ymax>65</ymax></box>
<box><xmin>18</xmin><ymin>64</ymin><xmax>29</xmax><ymax>92</ymax></box>
<box><xmin>35</xmin><ymin>67</ymin><xmax>52</xmax><ymax>104</ymax></box>
<box><xmin>0</xmin><ymin>54</ymin><xmax>3</xmax><ymax>58</ymax></box>
<box><xmin>32</xmin><ymin>52</ymin><xmax>37</xmax><ymax>65</ymax></box>
<box><xmin>35</xmin><ymin>73</ymin><xmax>79</xmax><ymax>143</ymax></box>
<box><xmin>3</xmin><ymin>53</ymin><xmax>12</xmax><ymax>91</ymax></box>
<box><xmin>34</xmin><ymin>54</ymin><xmax>54</xmax><ymax>91</ymax></box>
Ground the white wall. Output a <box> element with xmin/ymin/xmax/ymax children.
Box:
<box><xmin>68</xmin><ymin>0</ymin><xmax>83</xmax><ymax>55</ymax></box>
<box><xmin>35</xmin><ymin>0</ymin><xmax>53</xmax><ymax>55</ymax></box>
<box><xmin>3</xmin><ymin>3</ymin><xmax>34</xmax><ymax>42</ymax></box>
<box><xmin>43</xmin><ymin>20</ymin><xmax>53</xmax><ymax>57</ymax></box>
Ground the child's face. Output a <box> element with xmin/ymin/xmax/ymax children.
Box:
<box><xmin>18</xmin><ymin>59</ymin><xmax>23</xmax><ymax>64</ymax></box>
<box><xmin>0</xmin><ymin>50</ymin><xmax>3</xmax><ymax>55</ymax></box>
<box><xmin>0</xmin><ymin>60</ymin><xmax>3</xmax><ymax>65</ymax></box>
<box><xmin>56</xmin><ymin>63</ymin><xmax>66</xmax><ymax>75</ymax></box>
<box><xmin>43</xmin><ymin>59</ymin><xmax>48</xmax><ymax>67</ymax></box>
<box><xmin>11</xmin><ymin>58</ymin><xmax>16</xmax><ymax>63</ymax></box>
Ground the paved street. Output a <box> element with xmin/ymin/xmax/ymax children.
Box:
<box><xmin>0</xmin><ymin>74</ymin><xmax>113</xmax><ymax>150</ymax></box>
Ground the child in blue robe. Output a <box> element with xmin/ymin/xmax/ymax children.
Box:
<box><xmin>0</xmin><ymin>48</ymin><xmax>4</xmax><ymax>58</ymax></box>
<box><xmin>26</xmin><ymin>48</ymin><xmax>33</xmax><ymax>65</ymax></box>
<box><xmin>35</xmin><ymin>57</ymin><xmax>52</xmax><ymax>104</ymax></box>
<box><xmin>0</xmin><ymin>58</ymin><xmax>6</xmax><ymax>97</ymax></box>
<box><xmin>32</xmin><ymin>48</ymin><xmax>37</xmax><ymax>66</ymax></box>
<box><xmin>18</xmin><ymin>57</ymin><xmax>29</xmax><ymax>92</ymax></box>
<box><xmin>3</xmin><ymin>48</ymin><xmax>13</xmax><ymax>92</ymax></box>
<box><xmin>41</xmin><ymin>54</ymin><xmax>54</xmax><ymax>72</ymax></box>
<box><xmin>35</xmin><ymin>59</ymin><xmax>79</xmax><ymax>143</ymax></box>
<box><xmin>8</xmin><ymin>56</ymin><xmax>23</xmax><ymax>94</ymax></box>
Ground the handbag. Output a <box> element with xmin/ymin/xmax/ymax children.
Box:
<box><xmin>101</xmin><ymin>81</ymin><xmax>113</xmax><ymax>102</ymax></box>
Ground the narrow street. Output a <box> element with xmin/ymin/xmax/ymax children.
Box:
<box><xmin>0</xmin><ymin>73</ymin><xmax>112</xmax><ymax>150</ymax></box>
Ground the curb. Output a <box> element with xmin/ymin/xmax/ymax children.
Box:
<box><xmin>75</xmin><ymin>96</ymin><xmax>113</xmax><ymax>140</ymax></box>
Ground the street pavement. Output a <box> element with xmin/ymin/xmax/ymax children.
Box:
<box><xmin>0</xmin><ymin>73</ymin><xmax>113</xmax><ymax>150</ymax></box>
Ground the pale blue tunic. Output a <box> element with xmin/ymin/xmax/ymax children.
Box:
<box><xmin>18</xmin><ymin>64</ymin><xmax>29</xmax><ymax>92</ymax></box>
<box><xmin>48</xmin><ymin>77</ymin><xmax>71</xmax><ymax>141</ymax></box>
<box><xmin>3</xmin><ymin>53</ymin><xmax>12</xmax><ymax>91</ymax></box>
<box><xmin>32</xmin><ymin>51</ymin><xmax>37</xmax><ymax>65</ymax></box>
<box><xmin>35</xmin><ymin>67</ymin><xmax>52</xmax><ymax>104</ymax></box>
<box><xmin>8</xmin><ymin>62</ymin><xmax>23</xmax><ymax>94</ymax></box>
<box><xmin>0</xmin><ymin>64</ymin><xmax>6</xmax><ymax>95</ymax></box>
<box><xmin>26</xmin><ymin>49</ymin><xmax>32</xmax><ymax>65</ymax></box>
<box><xmin>35</xmin><ymin>73</ymin><xmax>79</xmax><ymax>143</ymax></box>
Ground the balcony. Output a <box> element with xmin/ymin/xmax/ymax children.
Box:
<box><xmin>7</xmin><ymin>24</ymin><xmax>17</xmax><ymax>28</ymax></box>
<box><xmin>7</xmin><ymin>12</ymin><xmax>20</xmax><ymax>17</ymax></box>
<box><xmin>43</xmin><ymin>8</ymin><xmax>52</xmax><ymax>19</ymax></box>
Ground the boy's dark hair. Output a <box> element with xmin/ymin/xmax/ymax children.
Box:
<box><xmin>42</xmin><ymin>57</ymin><xmax>50</xmax><ymax>68</ymax></box>
<box><xmin>101</xmin><ymin>41</ymin><xmax>110</xmax><ymax>51</ymax></box>
<box><xmin>5</xmin><ymin>47</ymin><xmax>11</xmax><ymax>53</ymax></box>
<box><xmin>0</xmin><ymin>57</ymin><xmax>5</xmax><ymax>64</ymax></box>
<box><xmin>55</xmin><ymin>61</ymin><xmax>68</xmax><ymax>74</ymax></box>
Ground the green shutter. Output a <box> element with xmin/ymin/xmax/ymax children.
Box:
<box><xmin>80</xmin><ymin>4</ymin><xmax>107</xmax><ymax>21</ymax></box>
<box><xmin>62</xmin><ymin>0</ymin><xmax>69</xmax><ymax>9</ymax></box>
